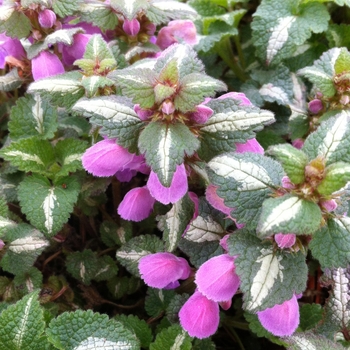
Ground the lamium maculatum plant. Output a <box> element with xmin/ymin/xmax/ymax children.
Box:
<box><xmin>1</xmin><ymin>0</ymin><xmax>350</xmax><ymax>349</ymax></box>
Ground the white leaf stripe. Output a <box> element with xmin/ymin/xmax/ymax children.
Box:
<box><xmin>247</xmin><ymin>248</ymin><xmax>284</xmax><ymax>310</ymax></box>
<box><xmin>0</xmin><ymin>217</ymin><xmax>16</xmax><ymax>228</ymax></box>
<box><xmin>259</xmin><ymin>84</ymin><xmax>290</xmax><ymax>104</ymax></box>
<box><xmin>208</xmin><ymin>155</ymin><xmax>273</xmax><ymax>190</ymax></box>
<box><xmin>318</xmin><ymin>112</ymin><xmax>349</xmax><ymax>161</ymax></box>
<box><xmin>13</xmin><ymin>294</ymin><xmax>36</xmax><ymax>348</ymax></box>
<box><xmin>63</xmin><ymin>153</ymin><xmax>83</xmax><ymax>165</ymax></box>
<box><xmin>32</xmin><ymin>94</ymin><xmax>44</xmax><ymax>134</ymax></box>
<box><xmin>157</xmin><ymin>127</ymin><xmax>172</xmax><ymax>183</ymax></box>
<box><xmin>74</xmin><ymin>337</ymin><xmax>130</xmax><ymax>350</ymax></box>
<box><xmin>116</xmin><ymin>250</ymin><xmax>149</xmax><ymax>261</ymax></box>
<box><xmin>9</xmin><ymin>236</ymin><xmax>49</xmax><ymax>252</ymax></box>
<box><xmin>184</xmin><ymin>216</ymin><xmax>223</xmax><ymax>242</ymax></box>
<box><xmin>202</xmin><ymin>110</ymin><xmax>274</xmax><ymax>132</ymax></box>
<box><xmin>42</xmin><ymin>188</ymin><xmax>59</xmax><ymax>234</ymax></box>
<box><xmin>170</xmin><ymin>331</ymin><xmax>187</xmax><ymax>350</ymax></box>
<box><xmin>267</xmin><ymin>16</ymin><xmax>296</xmax><ymax>63</ymax></box>
<box><xmin>4</xmin><ymin>150</ymin><xmax>44</xmax><ymax>164</ymax></box>
<box><xmin>259</xmin><ymin>196</ymin><xmax>302</xmax><ymax>233</ymax></box>
<box><xmin>298</xmin><ymin>67</ymin><xmax>332</xmax><ymax>80</ymax></box>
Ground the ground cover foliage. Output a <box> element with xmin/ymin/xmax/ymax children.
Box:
<box><xmin>1</xmin><ymin>0</ymin><xmax>350</xmax><ymax>349</ymax></box>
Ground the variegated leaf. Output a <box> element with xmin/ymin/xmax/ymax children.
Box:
<box><xmin>257</xmin><ymin>195</ymin><xmax>322</xmax><ymax>237</ymax></box>
<box><xmin>228</xmin><ymin>231</ymin><xmax>307</xmax><ymax>312</ymax></box>
<box><xmin>109</xmin><ymin>0</ymin><xmax>149</xmax><ymax>19</ymax></box>
<box><xmin>0</xmin><ymin>68</ymin><xmax>23</xmax><ymax>92</ymax></box>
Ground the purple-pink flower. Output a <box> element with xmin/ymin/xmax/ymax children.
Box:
<box><xmin>138</xmin><ymin>252</ymin><xmax>191</xmax><ymax>289</ymax></box>
<box><xmin>156</xmin><ymin>20</ymin><xmax>197</xmax><ymax>50</ymax></box>
<box><xmin>31</xmin><ymin>51</ymin><xmax>65</xmax><ymax>80</ymax></box>
<box><xmin>257</xmin><ymin>294</ymin><xmax>300</xmax><ymax>336</ymax></box>
<box><xmin>38</xmin><ymin>9</ymin><xmax>57</xmax><ymax>28</ymax></box>
<box><xmin>62</xmin><ymin>33</ymin><xmax>91</xmax><ymax>66</ymax></box>
<box><xmin>82</xmin><ymin>138</ymin><xmax>139</xmax><ymax>177</ymax></box>
<box><xmin>275</xmin><ymin>233</ymin><xmax>296</xmax><ymax>249</ymax></box>
<box><xmin>117</xmin><ymin>186</ymin><xmax>156</xmax><ymax>222</ymax></box>
<box><xmin>123</xmin><ymin>18</ymin><xmax>141</xmax><ymax>37</ymax></box>
<box><xmin>179</xmin><ymin>290</ymin><xmax>220</xmax><ymax>339</ymax></box>
<box><xmin>0</xmin><ymin>34</ymin><xmax>25</xmax><ymax>69</ymax></box>
<box><xmin>147</xmin><ymin>164</ymin><xmax>188</xmax><ymax>205</ymax></box>
<box><xmin>195</xmin><ymin>254</ymin><xmax>240</xmax><ymax>302</ymax></box>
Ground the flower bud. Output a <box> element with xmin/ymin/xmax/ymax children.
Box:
<box><xmin>123</xmin><ymin>18</ymin><xmax>140</xmax><ymax>37</ymax></box>
<box><xmin>308</xmin><ymin>99</ymin><xmax>323</xmax><ymax>114</ymax></box>
<box><xmin>38</xmin><ymin>9</ymin><xmax>57</xmax><ymax>28</ymax></box>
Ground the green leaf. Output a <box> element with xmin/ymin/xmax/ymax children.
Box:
<box><xmin>8</xmin><ymin>94</ymin><xmax>58</xmax><ymax>141</ymax></box>
<box><xmin>157</xmin><ymin>193</ymin><xmax>195</xmax><ymax>252</ymax></box>
<box><xmin>46</xmin><ymin>309</ymin><xmax>140</xmax><ymax>350</ymax></box>
<box><xmin>109</xmin><ymin>0</ymin><xmax>149</xmax><ymax>19</ymax></box>
<box><xmin>267</xmin><ymin>144</ymin><xmax>308</xmax><ymax>184</ymax></box>
<box><xmin>13</xmin><ymin>267</ymin><xmax>43</xmax><ymax>297</ymax></box>
<box><xmin>178</xmin><ymin>239</ymin><xmax>223</xmax><ymax>268</ymax></box>
<box><xmin>27</xmin><ymin>72</ymin><xmax>85</xmax><ymax>108</ymax></box>
<box><xmin>317</xmin><ymin>162</ymin><xmax>350</xmax><ymax>195</ymax></box>
<box><xmin>145</xmin><ymin>288</ymin><xmax>176</xmax><ymax>318</ymax></box>
<box><xmin>0</xmin><ymin>291</ymin><xmax>49</xmax><ymax>350</ymax></box>
<box><xmin>27</xmin><ymin>28</ymin><xmax>84</xmax><ymax>60</ymax></box>
<box><xmin>251</xmin><ymin>0</ymin><xmax>329</xmax><ymax>65</ymax></box>
<box><xmin>227</xmin><ymin>231</ymin><xmax>307</xmax><ymax>312</ymax></box>
<box><xmin>1</xmin><ymin>223</ymin><xmax>49</xmax><ymax>275</ymax></box>
<box><xmin>107</xmin><ymin>276</ymin><xmax>141</xmax><ymax>299</ymax></box>
<box><xmin>114</xmin><ymin>314</ymin><xmax>153</xmax><ymax>349</ymax></box>
<box><xmin>326</xmin><ymin>24</ymin><xmax>350</xmax><ymax>48</ymax></box>
<box><xmin>81</xmin><ymin>76</ymin><xmax>115</xmax><ymax>97</ymax></box>
<box><xmin>298</xmin><ymin>48</ymin><xmax>342</xmax><ymax>98</ymax></box>
<box><xmin>310</xmin><ymin>217</ymin><xmax>350</xmax><ymax>268</ymax></box>
<box><xmin>66</xmin><ymin>249</ymin><xmax>118</xmax><ymax>285</ymax></box>
<box><xmin>285</xmin><ymin>332</ymin><xmax>346</xmax><ymax>350</ymax></box>
<box><xmin>302</xmin><ymin>112</ymin><xmax>350</xmax><ymax>165</ymax></box>
<box><xmin>187</xmin><ymin>0</ymin><xmax>226</xmax><ymax>16</ymax></box>
<box><xmin>76</xmin><ymin>34</ymin><xmax>116</xmax><ymax>71</ymax></box>
<box><xmin>299</xmin><ymin>304</ymin><xmax>323</xmax><ymax>331</ymax></box>
<box><xmin>202</xmin><ymin>98</ymin><xmax>275</xmax><ymax>133</ymax></box>
<box><xmin>257</xmin><ymin>195</ymin><xmax>322</xmax><ymax>237</ymax></box>
<box><xmin>17</xmin><ymin>174</ymin><xmax>81</xmax><ymax>237</ymax></box>
<box><xmin>0</xmin><ymin>69</ymin><xmax>23</xmax><ymax>92</ymax></box>
<box><xmin>100</xmin><ymin>220</ymin><xmax>133</xmax><ymax>247</ymax></box>
<box><xmin>150</xmin><ymin>325</ymin><xmax>191</xmax><ymax>350</ymax></box>
<box><xmin>52</xmin><ymin>0</ymin><xmax>80</xmax><ymax>17</ymax></box>
<box><xmin>174</xmin><ymin>73</ymin><xmax>227</xmax><ymax>113</ymax></box>
<box><xmin>0</xmin><ymin>10</ymin><xmax>31</xmax><ymax>38</ymax></box>
<box><xmin>147</xmin><ymin>1</ymin><xmax>197</xmax><ymax>25</ymax></box>
<box><xmin>166</xmin><ymin>294</ymin><xmax>189</xmax><ymax>324</ymax></box>
<box><xmin>54</xmin><ymin>138</ymin><xmax>87</xmax><ymax>178</ymax></box>
<box><xmin>207</xmin><ymin>152</ymin><xmax>284</xmax><ymax>230</ymax></box>
<box><xmin>154</xmin><ymin>44</ymin><xmax>204</xmax><ymax>79</ymax></box>
<box><xmin>73</xmin><ymin>95</ymin><xmax>144</xmax><ymax>153</ymax></box>
<box><xmin>116</xmin><ymin>235</ymin><xmax>163</xmax><ymax>276</ymax></box>
<box><xmin>0</xmin><ymin>137</ymin><xmax>55</xmax><ymax>177</ymax></box>
<box><xmin>79</xmin><ymin>1</ymin><xmax>119</xmax><ymax>31</ymax></box>
<box><xmin>183</xmin><ymin>197</ymin><xmax>227</xmax><ymax>243</ymax></box>
<box><xmin>334</xmin><ymin>47</ymin><xmax>350</xmax><ymax>75</ymax></box>
<box><xmin>138</xmin><ymin>122</ymin><xmax>200</xmax><ymax>186</ymax></box>
<box><xmin>109</xmin><ymin>68</ymin><xmax>156</xmax><ymax>109</ymax></box>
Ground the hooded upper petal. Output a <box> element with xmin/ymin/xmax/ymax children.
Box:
<box><xmin>275</xmin><ymin>233</ymin><xmax>296</xmax><ymax>249</ymax></box>
<box><xmin>31</xmin><ymin>51</ymin><xmax>65</xmax><ymax>80</ymax></box>
<box><xmin>218</xmin><ymin>92</ymin><xmax>252</xmax><ymax>107</ymax></box>
<box><xmin>179</xmin><ymin>291</ymin><xmax>220</xmax><ymax>339</ymax></box>
<box><xmin>38</xmin><ymin>9</ymin><xmax>57</xmax><ymax>28</ymax></box>
<box><xmin>118</xmin><ymin>186</ymin><xmax>155</xmax><ymax>222</ymax></box>
<box><xmin>138</xmin><ymin>252</ymin><xmax>191</xmax><ymax>289</ymax></box>
<box><xmin>195</xmin><ymin>254</ymin><xmax>240</xmax><ymax>302</ymax></box>
<box><xmin>235</xmin><ymin>138</ymin><xmax>264</xmax><ymax>154</ymax></box>
<box><xmin>147</xmin><ymin>164</ymin><xmax>188</xmax><ymax>204</ymax></box>
<box><xmin>257</xmin><ymin>294</ymin><xmax>299</xmax><ymax>337</ymax></box>
<box><xmin>82</xmin><ymin>139</ymin><xmax>135</xmax><ymax>177</ymax></box>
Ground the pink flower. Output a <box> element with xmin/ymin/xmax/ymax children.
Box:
<box><xmin>320</xmin><ymin>199</ymin><xmax>337</xmax><ymax>212</ymax></box>
<box><xmin>134</xmin><ymin>104</ymin><xmax>154</xmax><ymax>120</ymax></box>
<box><xmin>62</xmin><ymin>33</ymin><xmax>91</xmax><ymax>66</ymax></box>
<box><xmin>0</xmin><ymin>34</ymin><xmax>25</xmax><ymax>69</ymax></box>
<box><xmin>138</xmin><ymin>252</ymin><xmax>191</xmax><ymax>289</ymax></box>
<box><xmin>195</xmin><ymin>254</ymin><xmax>240</xmax><ymax>302</ymax></box>
<box><xmin>206</xmin><ymin>184</ymin><xmax>233</xmax><ymax>217</ymax></box>
<box><xmin>218</xmin><ymin>92</ymin><xmax>253</xmax><ymax>107</ymax></box>
<box><xmin>235</xmin><ymin>138</ymin><xmax>264</xmax><ymax>154</ymax></box>
<box><xmin>38</xmin><ymin>9</ymin><xmax>56</xmax><ymax>28</ymax></box>
<box><xmin>123</xmin><ymin>18</ymin><xmax>141</xmax><ymax>37</ymax></box>
<box><xmin>82</xmin><ymin>139</ymin><xmax>136</xmax><ymax>177</ymax></box>
<box><xmin>257</xmin><ymin>294</ymin><xmax>299</xmax><ymax>336</ymax></box>
<box><xmin>308</xmin><ymin>99</ymin><xmax>323</xmax><ymax>114</ymax></box>
<box><xmin>292</xmin><ymin>139</ymin><xmax>304</xmax><ymax>149</ymax></box>
<box><xmin>281</xmin><ymin>176</ymin><xmax>296</xmax><ymax>190</ymax></box>
<box><xmin>179</xmin><ymin>291</ymin><xmax>220</xmax><ymax>339</ymax></box>
<box><xmin>156</xmin><ymin>20</ymin><xmax>197</xmax><ymax>50</ymax></box>
<box><xmin>190</xmin><ymin>104</ymin><xmax>214</xmax><ymax>124</ymax></box>
<box><xmin>118</xmin><ymin>186</ymin><xmax>156</xmax><ymax>222</ymax></box>
<box><xmin>31</xmin><ymin>51</ymin><xmax>65</xmax><ymax>80</ymax></box>
<box><xmin>147</xmin><ymin>164</ymin><xmax>188</xmax><ymax>204</ymax></box>
<box><xmin>275</xmin><ymin>233</ymin><xmax>296</xmax><ymax>249</ymax></box>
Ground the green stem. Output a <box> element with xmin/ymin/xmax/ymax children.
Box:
<box><xmin>234</xmin><ymin>35</ymin><xmax>246</xmax><ymax>70</ymax></box>
<box><xmin>215</xmin><ymin>37</ymin><xmax>247</xmax><ymax>82</ymax></box>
